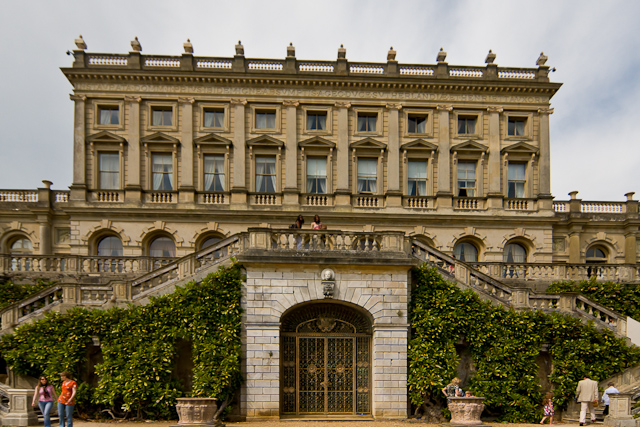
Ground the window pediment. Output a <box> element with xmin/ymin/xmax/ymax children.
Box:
<box><xmin>87</xmin><ymin>130</ymin><xmax>127</xmax><ymax>145</ymax></box>
<box><xmin>299</xmin><ymin>136</ymin><xmax>336</xmax><ymax>150</ymax></box>
<box><xmin>350</xmin><ymin>137</ymin><xmax>386</xmax><ymax>151</ymax></box>
<box><xmin>501</xmin><ymin>141</ymin><xmax>538</xmax><ymax>155</ymax></box>
<box><xmin>141</xmin><ymin>132</ymin><xmax>180</xmax><ymax>145</ymax></box>
<box><xmin>194</xmin><ymin>133</ymin><xmax>232</xmax><ymax>146</ymax></box>
<box><xmin>451</xmin><ymin>140</ymin><xmax>488</xmax><ymax>153</ymax></box>
<box><xmin>246</xmin><ymin>135</ymin><xmax>284</xmax><ymax>148</ymax></box>
<box><xmin>401</xmin><ymin>139</ymin><xmax>438</xmax><ymax>152</ymax></box>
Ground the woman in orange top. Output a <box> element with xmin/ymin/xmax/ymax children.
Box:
<box><xmin>56</xmin><ymin>371</ymin><xmax>77</xmax><ymax>427</ymax></box>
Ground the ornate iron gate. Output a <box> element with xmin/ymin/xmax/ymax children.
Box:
<box><xmin>281</xmin><ymin>304</ymin><xmax>371</xmax><ymax>416</ymax></box>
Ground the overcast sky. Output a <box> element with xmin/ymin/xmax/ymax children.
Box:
<box><xmin>1</xmin><ymin>0</ymin><xmax>638</xmax><ymax>201</ymax></box>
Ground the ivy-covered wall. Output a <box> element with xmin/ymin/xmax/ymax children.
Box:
<box><xmin>0</xmin><ymin>265</ymin><xmax>243</xmax><ymax>419</ymax></box>
<box><xmin>0</xmin><ymin>280</ymin><xmax>53</xmax><ymax>309</ymax></box>
<box><xmin>408</xmin><ymin>265</ymin><xmax>640</xmax><ymax>423</ymax></box>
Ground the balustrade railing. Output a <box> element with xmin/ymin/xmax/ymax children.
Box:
<box><xmin>200</xmin><ymin>193</ymin><xmax>226</xmax><ymax>204</ymax></box>
<box><xmin>196</xmin><ymin>59</ymin><xmax>232</xmax><ymax>69</ymax></box>
<box><xmin>400</xmin><ymin>66</ymin><xmax>434</xmax><ymax>76</ymax></box>
<box><xmin>252</xmin><ymin>193</ymin><xmax>279</xmax><ymax>205</ymax></box>
<box><xmin>404</xmin><ymin>196</ymin><xmax>432</xmax><ymax>209</ymax></box>
<box><xmin>299</xmin><ymin>62</ymin><xmax>334</xmax><ymax>72</ymax></box>
<box><xmin>455</xmin><ymin>198</ymin><xmax>482</xmax><ymax>210</ymax></box>
<box><xmin>247</xmin><ymin>60</ymin><xmax>284</xmax><ymax>71</ymax></box>
<box><xmin>266</xmin><ymin>230</ymin><xmax>388</xmax><ymax>252</ymax></box>
<box><xmin>304</xmin><ymin>194</ymin><xmax>331</xmax><ymax>206</ymax></box>
<box><xmin>470</xmin><ymin>262</ymin><xmax>637</xmax><ymax>283</ymax></box>
<box><xmin>354</xmin><ymin>195</ymin><xmax>383</xmax><ymax>208</ymax></box>
<box><xmin>0</xmin><ymin>190</ymin><xmax>37</xmax><ymax>202</ymax></box>
<box><xmin>145</xmin><ymin>57</ymin><xmax>180</xmax><ymax>67</ymax></box>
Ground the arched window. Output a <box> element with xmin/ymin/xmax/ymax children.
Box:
<box><xmin>10</xmin><ymin>237</ymin><xmax>33</xmax><ymax>271</ymax></box>
<box><xmin>97</xmin><ymin>236</ymin><xmax>123</xmax><ymax>257</ymax></box>
<box><xmin>200</xmin><ymin>236</ymin><xmax>221</xmax><ymax>251</ymax></box>
<box><xmin>10</xmin><ymin>238</ymin><xmax>33</xmax><ymax>254</ymax></box>
<box><xmin>149</xmin><ymin>237</ymin><xmax>176</xmax><ymax>258</ymax></box>
<box><xmin>504</xmin><ymin>243</ymin><xmax>527</xmax><ymax>263</ymax></box>
<box><xmin>586</xmin><ymin>246</ymin><xmax>607</xmax><ymax>263</ymax></box>
<box><xmin>454</xmin><ymin>242</ymin><xmax>478</xmax><ymax>262</ymax></box>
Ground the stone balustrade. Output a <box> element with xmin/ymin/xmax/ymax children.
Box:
<box><xmin>72</xmin><ymin>48</ymin><xmax>551</xmax><ymax>82</ymax></box>
<box><xmin>471</xmin><ymin>262</ymin><xmax>638</xmax><ymax>284</ymax></box>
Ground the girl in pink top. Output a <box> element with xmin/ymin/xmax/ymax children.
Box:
<box><xmin>31</xmin><ymin>375</ymin><xmax>57</xmax><ymax>427</ymax></box>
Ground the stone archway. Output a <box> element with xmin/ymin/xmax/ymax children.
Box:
<box><xmin>280</xmin><ymin>302</ymin><xmax>372</xmax><ymax>417</ymax></box>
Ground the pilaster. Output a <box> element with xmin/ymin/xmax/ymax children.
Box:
<box><xmin>125</xmin><ymin>96</ymin><xmax>142</xmax><ymax>202</ymax></box>
<box><xmin>231</xmin><ymin>99</ymin><xmax>248</xmax><ymax>206</ymax></box>
<box><xmin>538</xmin><ymin>108</ymin><xmax>554</xmax><ymax>197</ymax></box>
<box><xmin>70</xmin><ymin>94</ymin><xmax>87</xmax><ymax>201</ymax></box>
<box><xmin>436</xmin><ymin>105</ymin><xmax>453</xmax><ymax>207</ymax></box>
<box><xmin>487</xmin><ymin>106</ymin><xmax>503</xmax><ymax>208</ymax></box>
<box><xmin>386</xmin><ymin>103</ymin><xmax>402</xmax><ymax>207</ymax></box>
<box><xmin>283</xmin><ymin>100</ymin><xmax>300</xmax><ymax>206</ymax></box>
<box><xmin>335</xmin><ymin>102</ymin><xmax>351</xmax><ymax>207</ymax></box>
<box><xmin>179</xmin><ymin>97</ymin><xmax>195</xmax><ymax>203</ymax></box>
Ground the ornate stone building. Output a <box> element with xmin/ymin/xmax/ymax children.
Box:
<box><xmin>0</xmin><ymin>37</ymin><xmax>638</xmax><ymax>421</ymax></box>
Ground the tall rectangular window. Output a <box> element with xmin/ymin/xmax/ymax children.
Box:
<box><xmin>408</xmin><ymin>115</ymin><xmax>427</xmax><ymax>133</ymax></box>
<box><xmin>256</xmin><ymin>156</ymin><xmax>276</xmax><ymax>193</ymax></box>
<box><xmin>458</xmin><ymin>116</ymin><xmax>476</xmax><ymax>135</ymax></box>
<box><xmin>508</xmin><ymin>117</ymin><xmax>526</xmax><ymax>136</ymax></box>
<box><xmin>99</xmin><ymin>107</ymin><xmax>119</xmax><ymax>125</ymax></box>
<box><xmin>152</xmin><ymin>107</ymin><xmax>173</xmax><ymax>126</ymax></box>
<box><xmin>408</xmin><ymin>160</ymin><xmax>427</xmax><ymax>196</ymax></box>
<box><xmin>99</xmin><ymin>153</ymin><xmax>119</xmax><ymax>189</ymax></box>
<box><xmin>203</xmin><ymin>109</ymin><xmax>224</xmax><ymax>128</ymax></box>
<box><xmin>457</xmin><ymin>162</ymin><xmax>476</xmax><ymax>197</ymax></box>
<box><xmin>204</xmin><ymin>155</ymin><xmax>225</xmax><ymax>192</ymax></box>
<box><xmin>357</xmin><ymin>158</ymin><xmax>377</xmax><ymax>193</ymax></box>
<box><xmin>255</xmin><ymin>110</ymin><xmax>276</xmax><ymax>129</ymax></box>
<box><xmin>306</xmin><ymin>112</ymin><xmax>327</xmax><ymax>131</ymax></box>
<box><xmin>152</xmin><ymin>154</ymin><xmax>173</xmax><ymax>191</ymax></box>
<box><xmin>508</xmin><ymin>163</ymin><xmax>526</xmax><ymax>198</ymax></box>
<box><xmin>357</xmin><ymin>113</ymin><xmax>377</xmax><ymax>132</ymax></box>
<box><xmin>306</xmin><ymin>158</ymin><xmax>327</xmax><ymax>194</ymax></box>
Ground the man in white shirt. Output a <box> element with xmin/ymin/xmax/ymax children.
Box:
<box><xmin>602</xmin><ymin>382</ymin><xmax>619</xmax><ymax>416</ymax></box>
<box><xmin>576</xmin><ymin>375</ymin><xmax>599</xmax><ymax>426</ymax></box>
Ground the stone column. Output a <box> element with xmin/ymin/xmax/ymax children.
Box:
<box><xmin>283</xmin><ymin>100</ymin><xmax>300</xmax><ymax>206</ymax></box>
<box><xmin>241</xmin><ymin>322</ymin><xmax>280</xmax><ymax>421</ymax></box>
<box><xmin>436</xmin><ymin>105</ymin><xmax>453</xmax><ymax>207</ymax></box>
<box><xmin>179</xmin><ymin>97</ymin><xmax>195</xmax><ymax>203</ymax></box>
<box><xmin>386</xmin><ymin>103</ymin><xmax>402</xmax><ymax>207</ymax></box>
<box><xmin>70</xmin><ymin>94</ymin><xmax>87</xmax><ymax>201</ymax></box>
<box><xmin>38</xmin><ymin>215</ymin><xmax>52</xmax><ymax>255</ymax></box>
<box><xmin>569</xmin><ymin>226</ymin><xmax>582</xmax><ymax>263</ymax></box>
<box><xmin>487</xmin><ymin>106</ymin><xmax>503</xmax><ymax>208</ymax></box>
<box><xmin>231</xmin><ymin>99</ymin><xmax>248</xmax><ymax>206</ymax></box>
<box><xmin>372</xmin><ymin>324</ymin><xmax>408</xmax><ymax>419</ymax></box>
<box><xmin>537</xmin><ymin>108</ymin><xmax>554</xmax><ymax>209</ymax></box>
<box><xmin>335</xmin><ymin>102</ymin><xmax>351</xmax><ymax>207</ymax></box>
<box><xmin>624</xmin><ymin>227</ymin><xmax>638</xmax><ymax>265</ymax></box>
<box><xmin>125</xmin><ymin>96</ymin><xmax>142</xmax><ymax>202</ymax></box>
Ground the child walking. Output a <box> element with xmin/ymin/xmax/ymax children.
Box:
<box><xmin>540</xmin><ymin>391</ymin><xmax>554</xmax><ymax>424</ymax></box>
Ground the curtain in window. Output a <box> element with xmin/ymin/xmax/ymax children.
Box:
<box><xmin>408</xmin><ymin>161</ymin><xmax>427</xmax><ymax>196</ymax></box>
<box><xmin>416</xmin><ymin>118</ymin><xmax>426</xmax><ymax>133</ymax></box>
<box><xmin>100</xmin><ymin>153</ymin><xmax>119</xmax><ymax>190</ymax></box>
<box><xmin>357</xmin><ymin>116</ymin><xmax>376</xmax><ymax>132</ymax></box>
<box><xmin>153</xmin><ymin>110</ymin><xmax>163</xmax><ymax>126</ymax></box>
<box><xmin>256</xmin><ymin>157</ymin><xmax>276</xmax><ymax>192</ymax></box>
<box><xmin>153</xmin><ymin>154</ymin><xmax>173</xmax><ymax>190</ymax></box>
<box><xmin>306</xmin><ymin>158</ymin><xmax>327</xmax><ymax>193</ymax></box>
<box><xmin>307</xmin><ymin>114</ymin><xmax>326</xmax><ymax>131</ymax></box>
<box><xmin>204</xmin><ymin>111</ymin><xmax>224</xmax><ymax>128</ymax></box>
<box><xmin>508</xmin><ymin>164</ymin><xmax>526</xmax><ymax>198</ymax></box>
<box><xmin>504</xmin><ymin>244</ymin><xmax>526</xmax><ymax>263</ymax></box>
<box><xmin>256</xmin><ymin>112</ymin><xmax>276</xmax><ymax>129</ymax></box>
<box><xmin>100</xmin><ymin>109</ymin><xmax>111</xmax><ymax>125</ymax></box>
<box><xmin>97</xmin><ymin>236</ymin><xmax>123</xmax><ymax>256</ymax></box>
<box><xmin>204</xmin><ymin>156</ymin><xmax>225</xmax><ymax>191</ymax></box>
<box><xmin>150</xmin><ymin>237</ymin><xmax>176</xmax><ymax>258</ymax></box>
<box><xmin>357</xmin><ymin>159</ymin><xmax>377</xmax><ymax>193</ymax></box>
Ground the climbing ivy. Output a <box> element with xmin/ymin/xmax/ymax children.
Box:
<box><xmin>0</xmin><ymin>279</ymin><xmax>53</xmax><ymax>309</ymax></box>
<box><xmin>0</xmin><ymin>265</ymin><xmax>242</xmax><ymax>420</ymax></box>
<box><xmin>547</xmin><ymin>279</ymin><xmax>640</xmax><ymax>321</ymax></box>
<box><xmin>409</xmin><ymin>265</ymin><xmax>640</xmax><ymax>423</ymax></box>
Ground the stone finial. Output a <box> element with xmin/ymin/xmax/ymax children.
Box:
<box><xmin>74</xmin><ymin>35</ymin><xmax>87</xmax><ymax>50</ymax></box>
<box><xmin>42</xmin><ymin>180</ymin><xmax>52</xmax><ymax>189</ymax></box>
<box><xmin>485</xmin><ymin>49</ymin><xmax>496</xmax><ymax>64</ymax></box>
<box><xmin>235</xmin><ymin>40</ymin><xmax>244</xmax><ymax>55</ymax></box>
<box><xmin>183</xmin><ymin>39</ymin><xmax>193</xmax><ymax>54</ymax></box>
<box><xmin>569</xmin><ymin>191</ymin><xmax>579</xmax><ymax>200</ymax></box>
<box><xmin>131</xmin><ymin>37</ymin><xmax>142</xmax><ymax>52</ymax></box>
<box><xmin>287</xmin><ymin>42</ymin><xmax>295</xmax><ymax>58</ymax></box>
<box><xmin>625</xmin><ymin>192</ymin><xmax>635</xmax><ymax>201</ymax></box>
<box><xmin>387</xmin><ymin>46</ymin><xmax>396</xmax><ymax>61</ymax></box>
<box><xmin>436</xmin><ymin>47</ymin><xmax>447</xmax><ymax>63</ymax></box>
<box><xmin>537</xmin><ymin>52</ymin><xmax>548</xmax><ymax>66</ymax></box>
<box><xmin>338</xmin><ymin>44</ymin><xmax>346</xmax><ymax>59</ymax></box>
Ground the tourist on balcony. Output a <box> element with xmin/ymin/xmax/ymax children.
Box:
<box><xmin>289</xmin><ymin>215</ymin><xmax>304</xmax><ymax>249</ymax></box>
<box><xmin>57</xmin><ymin>371</ymin><xmax>77</xmax><ymax>427</ymax></box>
<box><xmin>31</xmin><ymin>375</ymin><xmax>57</xmax><ymax>427</ymax></box>
<box><xmin>576</xmin><ymin>374</ymin><xmax>598</xmax><ymax>426</ymax></box>
<box><xmin>311</xmin><ymin>215</ymin><xmax>326</xmax><ymax>230</ymax></box>
<box><xmin>602</xmin><ymin>382</ymin><xmax>619</xmax><ymax>416</ymax></box>
<box><xmin>540</xmin><ymin>391</ymin><xmax>554</xmax><ymax>424</ymax></box>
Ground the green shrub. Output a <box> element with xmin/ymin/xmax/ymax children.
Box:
<box><xmin>0</xmin><ymin>265</ymin><xmax>243</xmax><ymax>420</ymax></box>
<box><xmin>409</xmin><ymin>265</ymin><xmax>640</xmax><ymax>423</ymax></box>
<box><xmin>0</xmin><ymin>279</ymin><xmax>54</xmax><ymax>309</ymax></box>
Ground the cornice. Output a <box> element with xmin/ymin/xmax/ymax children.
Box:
<box><xmin>62</xmin><ymin>69</ymin><xmax>562</xmax><ymax>97</ymax></box>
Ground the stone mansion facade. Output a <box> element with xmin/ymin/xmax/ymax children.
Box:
<box><xmin>0</xmin><ymin>38</ymin><xmax>639</xmax><ymax>421</ymax></box>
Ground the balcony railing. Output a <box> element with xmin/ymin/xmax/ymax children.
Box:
<box><xmin>470</xmin><ymin>262</ymin><xmax>638</xmax><ymax>283</ymax></box>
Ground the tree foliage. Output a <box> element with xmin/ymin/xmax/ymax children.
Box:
<box><xmin>0</xmin><ymin>265</ymin><xmax>243</xmax><ymax>420</ymax></box>
<box><xmin>409</xmin><ymin>265</ymin><xmax>640</xmax><ymax>423</ymax></box>
<box><xmin>547</xmin><ymin>279</ymin><xmax>640</xmax><ymax>321</ymax></box>
<box><xmin>0</xmin><ymin>279</ymin><xmax>54</xmax><ymax>309</ymax></box>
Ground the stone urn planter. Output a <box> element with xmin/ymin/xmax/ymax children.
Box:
<box><xmin>447</xmin><ymin>396</ymin><xmax>485</xmax><ymax>425</ymax></box>
<box><xmin>176</xmin><ymin>397</ymin><xmax>222</xmax><ymax>426</ymax></box>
